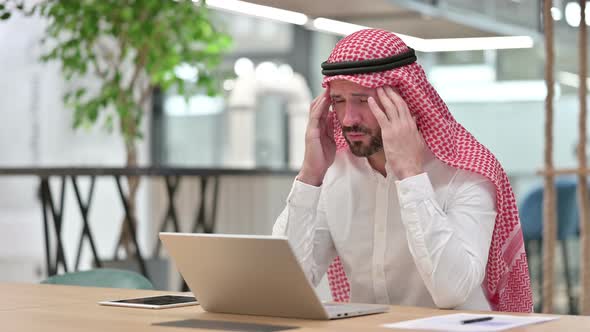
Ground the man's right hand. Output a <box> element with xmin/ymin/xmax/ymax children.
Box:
<box><xmin>298</xmin><ymin>90</ymin><xmax>336</xmax><ymax>186</ymax></box>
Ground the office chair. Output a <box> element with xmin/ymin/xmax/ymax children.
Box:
<box><xmin>519</xmin><ymin>177</ymin><xmax>580</xmax><ymax>314</ymax></box>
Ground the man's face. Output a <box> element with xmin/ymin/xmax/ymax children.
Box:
<box><xmin>329</xmin><ymin>80</ymin><xmax>383</xmax><ymax>157</ymax></box>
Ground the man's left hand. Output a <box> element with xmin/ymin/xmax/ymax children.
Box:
<box><xmin>368</xmin><ymin>86</ymin><xmax>425</xmax><ymax>180</ymax></box>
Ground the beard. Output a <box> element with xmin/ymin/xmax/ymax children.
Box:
<box><xmin>342</xmin><ymin>124</ymin><xmax>383</xmax><ymax>157</ymax></box>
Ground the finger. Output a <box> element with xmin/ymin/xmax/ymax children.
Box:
<box><xmin>367</xmin><ymin>96</ymin><xmax>389</xmax><ymax>128</ymax></box>
<box><xmin>324</xmin><ymin>112</ymin><xmax>335</xmax><ymax>143</ymax></box>
<box><xmin>308</xmin><ymin>97</ymin><xmax>328</xmax><ymax>128</ymax></box>
<box><xmin>319</xmin><ymin>98</ymin><xmax>330</xmax><ymax>123</ymax></box>
<box><xmin>321</xmin><ymin>90</ymin><xmax>333</xmax><ymax>115</ymax></box>
<box><xmin>310</xmin><ymin>89</ymin><xmax>329</xmax><ymax>111</ymax></box>
<box><xmin>376</xmin><ymin>87</ymin><xmax>398</xmax><ymax>121</ymax></box>
<box><xmin>384</xmin><ymin>86</ymin><xmax>410</xmax><ymax>124</ymax></box>
<box><xmin>318</xmin><ymin>97</ymin><xmax>330</xmax><ymax>116</ymax></box>
<box><xmin>310</xmin><ymin>95</ymin><xmax>321</xmax><ymax>110</ymax></box>
<box><xmin>318</xmin><ymin>106</ymin><xmax>334</xmax><ymax>144</ymax></box>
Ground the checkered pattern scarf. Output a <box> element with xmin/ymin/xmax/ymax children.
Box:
<box><xmin>321</xmin><ymin>29</ymin><xmax>533</xmax><ymax>312</ymax></box>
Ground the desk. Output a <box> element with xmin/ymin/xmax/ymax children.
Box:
<box><xmin>2</xmin><ymin>283</ymin><xmax>588</xmax><ymax>331</ymax></box>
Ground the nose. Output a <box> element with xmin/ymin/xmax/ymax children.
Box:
<box><xmin>341</xmin><ymin>103</ymin><xmax>362</xmax><ymax>127</ymax></box>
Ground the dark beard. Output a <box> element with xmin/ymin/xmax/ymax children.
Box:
<box><xmin>342</xmin><ymin>124</ymin><xmax>383</xmax><ymax>157</ymax></box>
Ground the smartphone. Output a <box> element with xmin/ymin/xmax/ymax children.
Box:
<box><xmin>99</xmin><ymin>294</ymin><xmax>198</xmax><ymax>309</ymax></box>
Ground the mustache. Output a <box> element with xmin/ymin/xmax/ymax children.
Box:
<box><xmin>342</xmin><ymin>125</ymin><xmax>371</xmax><ymax>135</ymax></box>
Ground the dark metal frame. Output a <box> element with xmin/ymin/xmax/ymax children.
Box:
<box><xmin>71</xmin><ymin>175</ymin><xmax>101</xmax><ymax>271</ymax></box>
<box><xmin>1</xmin><ymin>167</ymin><xmax>296</xmax><ymax>284</ymax></box>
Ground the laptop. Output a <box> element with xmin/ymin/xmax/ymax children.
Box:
<box><xmin>159</xmin><ymin>232</ymin><xmax>389</xmax><ymax>320</ymax></box>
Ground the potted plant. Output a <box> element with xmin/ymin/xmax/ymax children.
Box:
<box><xmin>1</xmin><ymin>0</ymin><xmax>231</xmax><ymax>278</ymax></box>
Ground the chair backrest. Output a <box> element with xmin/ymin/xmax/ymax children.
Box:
<box><xmin>519</xmin><ymin>177</ymin><xmax>581</xmax><ymax>241</ymax></box>
<box><xmin>41</xmin><ymin>268</ymin><xmax>154</xmax><ymax>290</ymax></box>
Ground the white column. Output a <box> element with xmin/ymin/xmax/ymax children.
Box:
<box><xmin>287</xmin><ymin>74</ymin><xmax>312</xmax><ymax>170</ymax></box>
<box><xmin>225</xmin><ymin>75</ymin><xmax>256</xmax><ymax>168</ymax></box>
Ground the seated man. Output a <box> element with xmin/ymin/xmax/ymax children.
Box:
<box><xmin>272</xmin><ymin>29</ymin><xmax>532</xmax><ymax>312</ymax></box>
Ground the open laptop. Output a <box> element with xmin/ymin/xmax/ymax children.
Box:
<box><xmin>159</xmin><ymin>232</ymin><xmax>389</xmax><ymax>320</ymax></box>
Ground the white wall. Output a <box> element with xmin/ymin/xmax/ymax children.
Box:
<box><xmin>0</xmin><ymin>13</ymin><xmax>54</xmax><ymax>281</ymax></box>
<box><xmin>0</xmin><ymin>13</ymin><xmax>152</xmax><ymax>281</ymax></box>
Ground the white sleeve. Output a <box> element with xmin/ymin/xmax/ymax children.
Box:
<box><xmin>395</xmin><ymin>172</ymin><xmax>496</xmax><ymax>309</ymax></box>
<box><xmin>272</xmin><ymin>180</ymin><xmax>337</xmax><ymax>287</ymax></box>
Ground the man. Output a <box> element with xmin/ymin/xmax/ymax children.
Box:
<box><xmin>272</xmin><ymin>29</ymin><xmax>532</xmax><ymax>312</ymax></box>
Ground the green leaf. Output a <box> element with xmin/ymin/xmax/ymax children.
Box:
<box><xmin>0</xmin><ymin>12</ymin><xmax>11</xmax><ymax>20</ymax></box>
<box><xmin>75</xmin><ymin>88</ymin><xmax>86</xmax><ymax>98</ymax></box>
<box><xmin>121</xmin><ymin>8</ymin><xmax>133</xmax><ymax>20</ymax></box>
<box><xmin>88</xmin><ymin>106</ymin><xmax>99</xmax><ymax>122</ymax></box>
<box><xmin>15</xmin><ymin>0</ymin><xmax>231</xmax><ymax>148</ymax></box>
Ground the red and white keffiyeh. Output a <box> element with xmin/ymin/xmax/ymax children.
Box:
<box><xmin>321</xmin><ymin>29</ymin><xmax>533</xmax><ymax>313</ymax></box>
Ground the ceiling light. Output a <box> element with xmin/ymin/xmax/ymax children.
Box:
<box><xmin>312</xmin><ymin>18</ymin><xmax>369</xmax><ymax>36</ymax></box>
<box><xmin>312</xmin><ymin>18</ymin><xmax>533</xmax><ymax>52</ymax></box>
<box><xmin>565</xmin><ymin>2</ymin><xmax>581</xmax><ymax>26</ymax></box>
<box><xmin>411</xmin><ymin>36</ymin><xmax>534</xmax><ymax>52</ymax></box>
<box><xmin>565</xmin><ymin>1</ymin><xmax>590</xmax><ymax>27</ymax></box>
<box><xmin>202</xmin><ymin>3</ymin><xmax>534</xmax><ymax>53</ymax></box>
<box><xmin>551</xmin><ymin>7</ymin><xmax>563</xmax><ymax>21</ymax></box>
<box><xmin>234</xmin><ymin>58</ymin><xmax>254</xmax><ymax>78</ymax></box>
<box><xmin>205</xmin><ymin>0</ymin><xmax>308</xmax><ymax>25</ymax></box>
<box><xmin>558</xmin><ymin>71</ymin><xmax>590</xmax><ymax>91</ymax></box>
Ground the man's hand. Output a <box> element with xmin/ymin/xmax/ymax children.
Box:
<box><xmin>298</xmin><ymin>90</ymin><xmax>336</xmax><ymax>186</ymax></box>
<box><xmin>368</xmin><ymin>86</ymin><xmax>425</xmax><ymax>180</ymax></box>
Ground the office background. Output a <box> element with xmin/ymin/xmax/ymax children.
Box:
<box><xmin>0</xmin><ymin>0</ymin><xmax>588</xmax><ymax>315</ymax></box>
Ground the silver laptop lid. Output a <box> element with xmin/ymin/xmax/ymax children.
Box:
<box><xmin>159</xmin><ymin>233</ymin><xmax>330</xmax><ymax>320</ymax></box>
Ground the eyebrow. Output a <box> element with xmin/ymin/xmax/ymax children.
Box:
<box><xmin>330</xmin><ymin>93</ymin><xmax>370</xmax><ymax>98</ymax></box>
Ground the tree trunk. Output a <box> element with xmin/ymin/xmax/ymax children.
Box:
<box><xmin>578</xmin><ymin>0</ymin><xmax>589</xmax><ymax>315</ymax></box>
<box><xmin>542</xmin><ymin>0</ymin><xmax>557</xmax><ymax>313</ymax></box>
<box><xmin>116</xmin><ymin>113</ymin><xmax>141</xmax><ymax>258</ymax></box>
